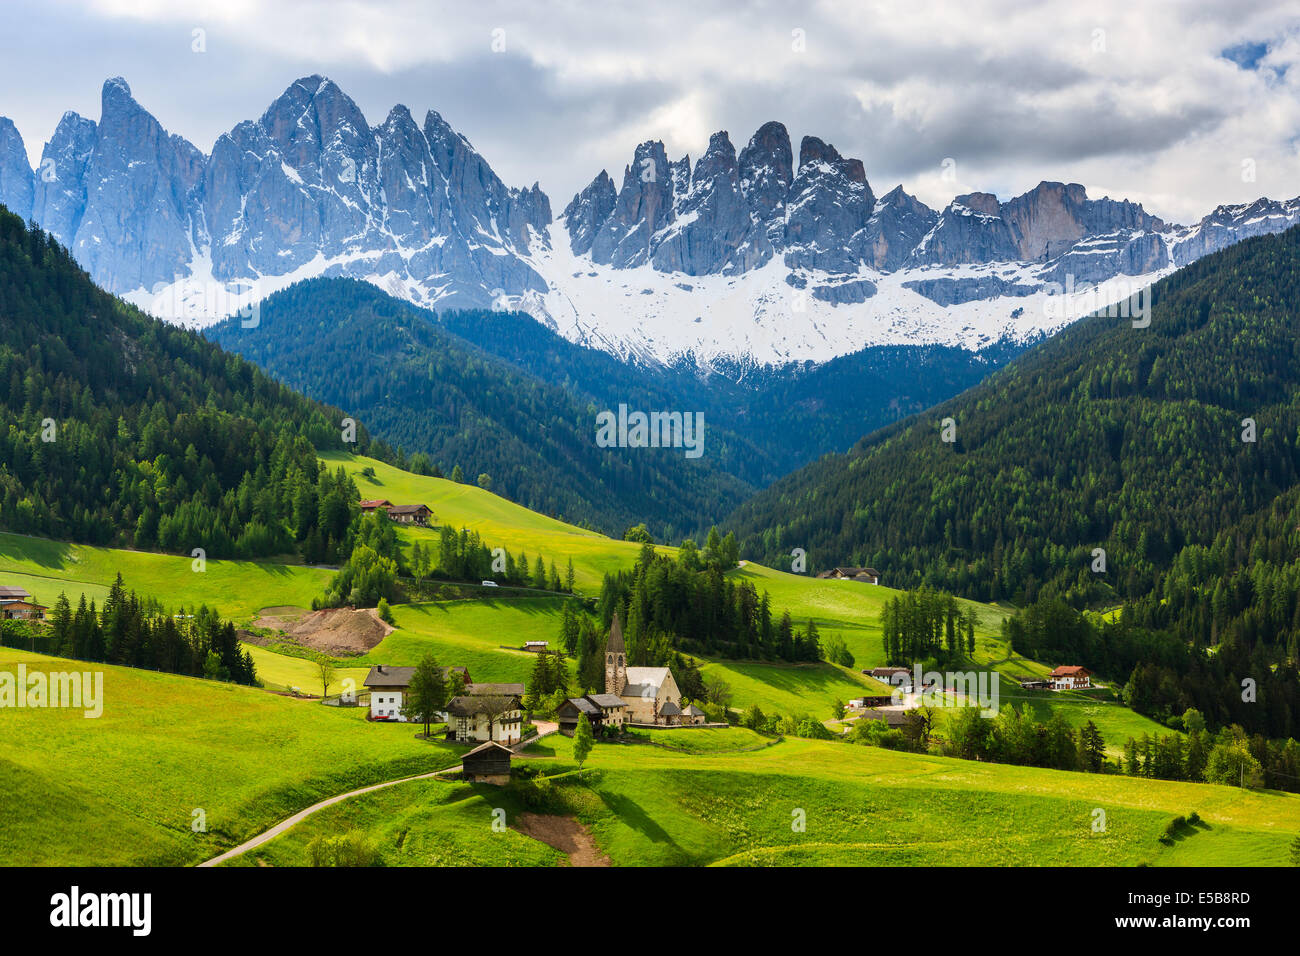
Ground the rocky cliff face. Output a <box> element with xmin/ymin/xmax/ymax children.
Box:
<box><xmin>0</xmin><ymin>75</ymin><xmax>1297</xmax><ymax>368</ymax></box>
<box><xmin>0</xmin><ymin>76</ymin><xmax>550</xmax><ymax>307</ymax></box>
<box><xmin>0</xmin><ymin>118</ymin><xmax>33</xmax><ymax>221</ymax></box>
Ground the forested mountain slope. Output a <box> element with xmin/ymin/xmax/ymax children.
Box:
<box><xmin>0</xmin><ymin>209</ymin><xmax>384</xmax><ymax>559</ymax></box>
<box><xmin>207</xmin><ymin>279</ymin><xmax>753</xmax><ymax>540</ymax></box>
<box><xmin>730</xmin><ymin>225</ymin><xmax>1300</xmax><ymax>606</ymax></box>
<box><xmin>435</xmin><ymin>306</ymin><xmax>1021</xmax><ymax>485</ymax></box>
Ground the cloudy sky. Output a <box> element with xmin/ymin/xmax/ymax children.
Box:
<box><xmin>2</xmin><ymin>0</ymin><xmax>1298</xmax><ymax>223</ymax></box>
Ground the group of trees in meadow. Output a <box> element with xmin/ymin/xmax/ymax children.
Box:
<box><xmin>592</xmin><ymin>538</ymin><xmax>822</xmax><ymax>665</ymax></box>
<box><xmin>738</xmin><ymin>704</ymin><xmax>839</xmax><ymax>741</ymax></box>
<box><xmin>844</xmin><ymin>701</ymin><xmax>1107</xmax><ymax>774</ymax></box>
<box><xmin>880</xmin><ymin>587</ymin><xmax>978</xmax><ymax>666</ymax></box>
<box><xmin>317</xmin><ymin>513</ymin><xmax>579</xmax><ymax>608</ymax></box>
<box><xmin>413</xmin><ymin>526</ymin><xmax>574</xmax><ymax>593</ymax></box>
<box><xmin>0</xmin><ymin>574</ymin><xmax>255</xmax><ymax>685</ymax></box>
<box><xmin>1119</xmin><ymin>710</ymin><xmax>1300</xmax><ymax>794</ymax></box>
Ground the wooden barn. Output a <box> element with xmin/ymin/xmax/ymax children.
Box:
<box><xmin>461</xmin><ymin>740</ymin><xmax>513</xmax><ymax>784</ymax></box>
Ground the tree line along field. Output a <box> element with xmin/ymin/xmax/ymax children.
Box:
<box><xmin>0</xmin><ymin>449</ymin><xmax>1175</xmax><ymax>750</ymax></box>
<box><xmin>320</xmin><ymin>451</ymin><xmax>657</xmax><ymax>593</ymax></box>
<box><xmin>225</xmin><ymin>731</ymin><xmax>1300</xmax><ymax>868</ymax></box>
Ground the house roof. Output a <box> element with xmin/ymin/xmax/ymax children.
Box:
<box><xmin>447</xmin><ymin>694</ymin><xmax>521</xmax><ymax>717</ymax></box>
<box><xmin>860</xmin><ymin>708</ymin><xmax>911</xmax><ymax>728</ymax></box>
<box><xmin>0</xmin><ymin>586</ymin><xmax>31</xmax><ymax>599</ymax></box>
<box><xmin>559</xmin><ymin>697</ymin><xmax>600</xmax><ymax>717</ymax></box>
<box><xmin>467</xmin><ymin>682</ymin><xmax>525</xmax><ymax>696</ymax></box>
<box><xmin>684</xmin><ymin>704</ymin><xmax>706</xmax><ymax>716</ymax></box>
<box><xmin>1049</xmin><ymin>665</ymin><xmax>1089</xmax><ymax>677</ymax></box>
<box><xmin>387</xmin><ymin>503</ymin><xmax>430</xmax><ymax>515</ymax></box>
<box><xmin>364</xmin><ymin>665</ymin><xmax>415</xmax><ymax>688</ymax></box>
<box><xmin>659</xmin><ymin>700</ymin><xmax>682</xmax><ymax>716</ymax></box>
<box><xmin>587</xmin><ymin>693</ymin><xmax>626</xmax><ymax>709</ymax></box>
<box><xmin>359</xmin><ymin>499</ymin><xmax>393</xmax><ymax>509</ymax></box>
<box><xmin>365</xmin><ymin>664</ymin><xmax>468</xmax><ymax>688</ymax></box>
<box><xmin>463</xmin><ymin>740</ymin><xmax>513</xmax><ymax>759</ymax></box>
<box><xmin>870</xmin><ymin>667</ymin><xmax>911</xmax><ymax>677</ymax></box>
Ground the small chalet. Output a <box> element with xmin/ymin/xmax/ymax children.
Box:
<box><xmin>364</xmin><ymin>664</ymin><xmax>471</xmax><ymax>721</ymax></box>
<box><xmin>1048</xmin><ymin>665</ymin><xmax>1092</xmax><ymax>690</ymax></box>
<box><xmin>523</xmin><ymin>641</ymin><xmax>549</xmax><ymax>653</ymax></box>
<box><xmin>386</xmin><ymin>504</ymin><xmax>433</xmax><ymax>526</ymax></box>
<box><xmin>461</xmin><ymin>740</ymin><xmax>513</xmax><ymax>785</ymax></box>
<box><xmin>868</xmin><ymin>667</ymin><xmax>914</xmax><ymax>693</ymax></box>
<box><xmin>557</xmin><ymin>693</ymin><xmax>628</xmax><ymax>734</ymax></box>
<box><xmin>0</xmin><ymin>586</ymin><xmax>46</xmax><ymax>620</ymax></box>
<box><xmin>859</xmin><ymin>708</ymin><xmax>912</xmax><ymax>729</ymax></box>
<box><xmin>446</xmin><ymin>688</ymin><xmax>524</xmax><ymax>745</ymax></box>
<box><xmin>817</xmin><ymin>567</ymin><xmax>880</xmax><ymax>585</ymax></box>
<box><xmin>848</xmin><ymin>694</ymin><xmax>893</xmax><ymax>709</ymax></box>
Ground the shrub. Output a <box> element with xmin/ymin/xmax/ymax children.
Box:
<box><xmin>306</xmin><ymin>831</ymin><xmax>379</xmax><ymax>867</ymax></box>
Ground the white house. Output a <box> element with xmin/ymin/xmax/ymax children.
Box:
<box><xmin>446</xmin><ymin>689</ymin><xmax>524</xmax><ymax>744</ymax></box>
<box><xmin>363</xmin><ymin>664</ymin><xmax>471</xmax><ymax>721</ymax></box>
<box><xmin>364</xmin><ymin>665</ymin><xmax>416</xmax><ymax>720</ymax></box>
<box><xmin>1049</xmin><ymin>665</ymin><xmax>1092</xmax><ymax>690</ymax></box>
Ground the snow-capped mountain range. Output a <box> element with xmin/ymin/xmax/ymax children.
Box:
<box><xmin>1</xmin><ymin>75</ymin><xmax>1298</xmax><ymax>369</ymax></box>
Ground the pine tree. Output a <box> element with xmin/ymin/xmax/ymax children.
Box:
<box><xmin>573</xmin><ymin>713</ymin><xmax>594</xmax><ymax>773</ymax></box>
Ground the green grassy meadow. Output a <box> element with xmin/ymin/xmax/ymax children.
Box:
<box><xmin>322</xmin><ymin>451</ymin><xmax>655</xmax><ymax>592</ymax></box>
<box><xmin>0</xmin><ymin>648</ymin><xmax>463</xmax><ymax>866</ymax></box>
<box><xmin>0</xmin><ymin>531</ymin><xmax>331</xmax><ymax>623</ymax></box>
<box><xmin>236</xmin><ymin>731</ymin><xmax>1300</xmax><ymax>868</ymax></box>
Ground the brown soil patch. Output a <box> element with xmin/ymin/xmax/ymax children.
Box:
<box><xmin>511</xmin><ymin>812</ymin><xmax>610</xmax><ymax>867</ymax></box>
<box><xmin>253</xmin><ymin>605</ymin><xmax>394</xmax><ymax>656</ymax></box>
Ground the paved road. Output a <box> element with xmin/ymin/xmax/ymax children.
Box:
<box><xmin>198</xmin><ymin>763</ymin><xmax>463</xmax><ymax>867</ymax></box>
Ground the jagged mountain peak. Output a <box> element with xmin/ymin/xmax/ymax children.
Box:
<box><xmin>3</xmin><ymin>76</ymin><xmax>1298</xmax><ymax>373</ymax></box>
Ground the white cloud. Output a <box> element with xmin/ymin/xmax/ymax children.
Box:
<box><xmin>1</xmin><ymin>0</ymin><xmax>1296</xmax><ymax>223</ymax></box>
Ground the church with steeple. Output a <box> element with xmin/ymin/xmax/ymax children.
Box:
<box><xmin>605</xmin><ymin>612</ymin><xmax>702</xmax><ymax>725</ymax></box>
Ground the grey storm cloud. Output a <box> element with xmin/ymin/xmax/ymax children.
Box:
<box><xmin>0</xmin><ymin>0</ymin><xmax>1297</xmax><ymax>223</ymax></box>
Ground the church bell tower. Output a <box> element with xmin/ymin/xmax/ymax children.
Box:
<box><xmin>605</xmin><ymin>612</ymin><xmax>627</xmax><ymax>695</ymax></box>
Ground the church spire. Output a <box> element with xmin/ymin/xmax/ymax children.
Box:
<box><xmin>608</xmin><ymin>611</ymin><xmax>625</xmax><ymax>653</ymax></box>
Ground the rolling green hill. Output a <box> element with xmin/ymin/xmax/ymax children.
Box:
<box><xmin>0</xmin><ymin>648</ymin><xmax>462</xmax><ymax>866</ymax></box>
<box><xmin>4</xmin><ymin>645</ymin><xmax>1287</xmax><ymax>868</ymax></box>
<box><xmin>230</xmin><ymin>731</ymin><xmax>1300</xmax><ymax>868</ymax></box>
<box><xmin>0</xmin><ymin>450</ymin><xmax>1169</xmax><ymax>747</ymax></box>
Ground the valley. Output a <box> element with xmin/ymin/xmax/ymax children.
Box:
<box><xmin>1</xmin><ymin>27</ymin><xmax>1299</xmax><ymax>884</ymax></box>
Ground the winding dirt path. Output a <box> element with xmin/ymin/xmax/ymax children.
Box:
<box><xmin>197</xmin><ymin>763</ymin><xmax>462</xmax><ymax>867</ymax></box>
<box><xmin>511</xmin><ymin>812</ymin><xmax>610</xmax><ymax>867</ymax></box>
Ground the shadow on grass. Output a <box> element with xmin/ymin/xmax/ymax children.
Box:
<box><xmin>594</xmin><ymin>788</ymin><xmax>686</xmax><ymax>860</ymax></box>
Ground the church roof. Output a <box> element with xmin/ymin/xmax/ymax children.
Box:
<box><xmin>659</xmin><ymin>700</ymin><xmax>682</xmax><ymax>716</ymax></box>
<box><xmin>623</xmin><ymin>667</ymin><xmax>671</xmax><ymax>698</ymax></box>
<box><xmin>607</xmin><ymin>613</ymin><xmax>625</xmax><ymax>653</ymax></box>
